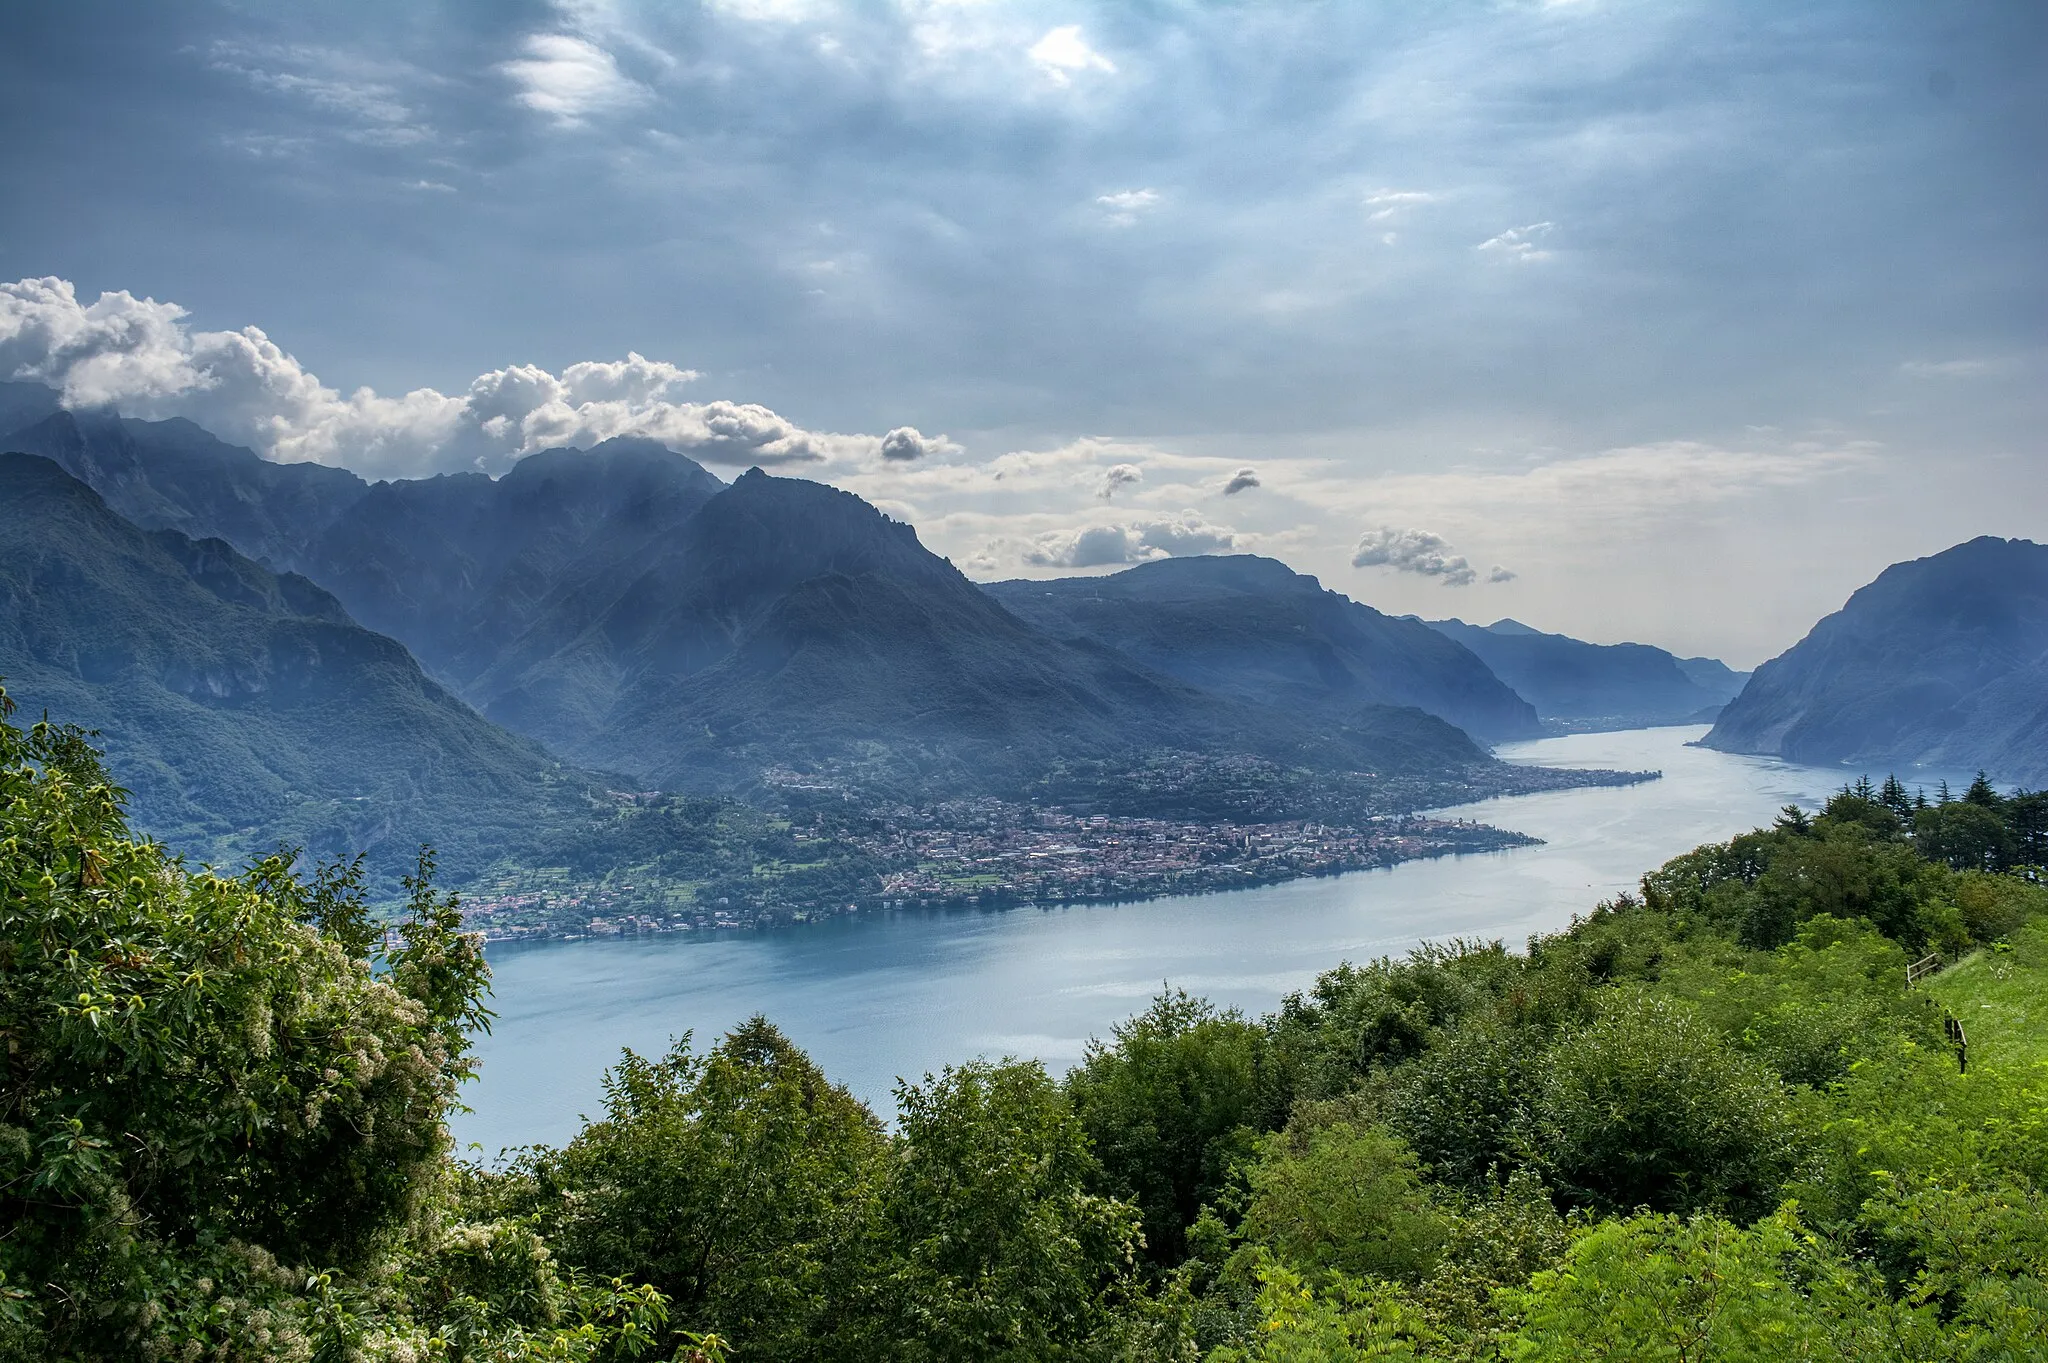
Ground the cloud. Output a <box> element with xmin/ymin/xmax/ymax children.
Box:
<box><xmin>1487</xmin><ymin>565</ymin><xmax>1517</xmax><ymax>583</ymax></box>
<box><xmin>1350</xmin><ymin>525</ymin><xmax>1480</xmax><ymax>586</ymax></box>
<box><xmin>1097</xmin><ymin>462</ymin><xmax>1142</xmax><ymax>499</ymax></box>
<box><xmin>1899</xmin><ymin>356</ymin><xmax>2019</xmax><ymax>379</ymax></box>
<box><xmin>1029</xmin><ymin>25</ymin><xmax>1115</xmax><ymax>83</ymax></box>
<box><xmin>500</xmin><ymin>34</ymin><xmax>647</xmax><ymax>123</ymax></box>
<box><xmin>1021</xmin><ymin>511</ymin><xmax>1239</xmax><ymax>568</ymax></box>
<box><xmin>1096</xmin><ymin>188</ymin><xmax>1159</xmax><ymax>226</ymax></box>
<box><xmin>878</xmin><ymin>425</ymin><xmax>959</xmax><ymax>461</ymax></box>
<box><xmin>0</xmin><ymin>276</ymin><xmax>884</xmax><ymax>476</ymax></box>
<box><xmin>1222</xmin><ymin>467</ymin><xmax>1260</xmax><ymax>496</ymax></box>
<box><xmin>1364</xmin><ymin>189</ymin><xmax>1435</xmax><ymax>222</ymax></box>
<box><xmin>1476</xmin><ymin>221</ymin><xmax>1555</xmax><ymax>260</ymax></box>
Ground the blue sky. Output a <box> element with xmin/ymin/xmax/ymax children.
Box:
<box><xmin>2</xmin><ymin>0</ymin><xmax>2043</xmax><ymax>664</ymax></box>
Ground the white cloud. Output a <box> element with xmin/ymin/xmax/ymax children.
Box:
<box><xmin>500</xmin><ymin>34</ymin><xmax>647</xmax><ymax>123</ymax></box>
<box><xmin>878</xmin><ymin>425</ymin><xmax>960</xmax><ymax>461</ymax></box>
<box><xmin>1364</xmin><ymin>189</ymin><xmax>1436</xmax><ymax>222</ymax></box>
<box><xmin>1350</xmin><ymin>526</ymin><xmax>1482</xmax><ymax>586</ymax></box>
<box><xmin>1487</xmin><ymin>565</ymin><xmax>1517</xmax><ymax>583</ymax></box>
<box><xmin>1029</xmin><ymin>25</ymin><xmax>1115</xmax><ymax>83</ymax></box>
<box><xmin>0</xmin><ymin>276</ymin><xmax>892</xmax><ymax>477</ymax></box>
<box><xmin>1096</xmin><ymin>188</ymin><xmax>1159</xmax><ymax>226</ymax></box>
<box><xmin>1097</xmin><ymin>462</ymin><xmax>1142</xmax><ymax>499</ymax></box>
<box><xmin>1021</xmin><ymin>511</ymin><xmax>1239</xmax><ymax>568</ymax></box>
<box><xmin>1476</xmin><ymin>221</ymin><xmax>1555</xmax><ymax>260</ymax></box>
<box><xmin>1899</xmin><ymin>356</ymin><xmax>2019</xmax><ymax>379</ymax></box>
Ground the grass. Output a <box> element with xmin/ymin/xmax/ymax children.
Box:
<box><xmin>1927</xmin><ymin>919</ymin><xmax>2048</xmax><ymax>1072</ymax></box>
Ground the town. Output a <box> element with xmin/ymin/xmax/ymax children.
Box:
<box><xmin>445</xmin><ymin>799</ymin><xmax>1541</xmax><ymax>942</ymax></box>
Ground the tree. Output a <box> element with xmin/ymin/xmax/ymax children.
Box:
<box><xmin>1964</xmin><ymin>770</ymin><xmax>2004</xmax><ymax>811</ymax></box>
<box><xmin>1915</xmin><ymin>801</ymin><xmax>2014</xmax><ymax>873</ymax></box>
<box><xmin>507</xmin><ymin>1020</ymin><xmax>889</xmax><ymax>1361</ymax></box>
<box><xmin>1236</xmin><ymin>1116</ymin><xmax>1448</xmax><ymax>1285</ymax></box>
<box><xmin>1533</xmin><ymin>992</ymin><xmax>1803</xmax><ymax>1219</ymax></box>
<box><xmin>1065</xmin><ymin>990</ymin><xmax>1267</xmax><ymax>1267</ymax></box>
<box><xmin>880</xmin><ymin>1060</ymin><xmax>1147</xmax><ymax>1362</ymax></box>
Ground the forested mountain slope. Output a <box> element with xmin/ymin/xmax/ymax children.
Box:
<box><xmin>986</xmin><ymin>555</ymin><xmax>1542</xmax><ymax>742</ymax></box>
<box><xmin>1427</xmin><ymin>616</ymin><xmax>1746</xmax><ymax>728</ymax></box>
<box><xmin>1704</xmin><ymin>536</ymin><xmax>2048</xmax><ymax>784</ymax></box>
<box><xmin>0</xmin><ymin>452</ymin><xmax>591</xmax><ymax>884</ymax></box>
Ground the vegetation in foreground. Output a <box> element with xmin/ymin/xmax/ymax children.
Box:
<box><xmin>4</xmin><ymin>685</ymin><xmax>2047</xmax><ymax>1360</ymax></box>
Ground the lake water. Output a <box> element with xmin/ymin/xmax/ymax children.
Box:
<box><xmin>454</xmin><ymin>726</ymin><xmax>1871</xmax><ymax>1154</ymax></box>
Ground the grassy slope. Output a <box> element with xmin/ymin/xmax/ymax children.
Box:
<box><xmin>1926</xmin><ymin>918</ymin><xmax>2048</xmax><ymax>1071</ymax></box>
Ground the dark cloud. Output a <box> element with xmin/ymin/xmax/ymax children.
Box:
<box><xmin>1097</xmin><ymin>463</ymin><xmax>1142</xmax><ymax>500</ymax></box>
<box><xmin>1222</xmin><ymin>468</ymin><xmax>1259</xmax><ymax>496</ymax></box>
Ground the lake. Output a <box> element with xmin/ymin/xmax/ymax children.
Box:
<box><xmin>454</xmin><ymin>726</ymin><xmax>1878</xmax><ymax>1154</ymax></box>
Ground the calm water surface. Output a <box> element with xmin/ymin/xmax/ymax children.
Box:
<box><xmin>456</xmin><ymin>726</ymin><xmax>1865</xmax><ymax>1153</ymax></box>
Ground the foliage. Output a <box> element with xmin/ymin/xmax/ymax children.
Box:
<box><xmin>8</xmin><ymin>683</ymin><xmax>2048</xmax><ymax>1359</ymax></box>
<box><xmin>1067</xmin><ymin>991</ymin><xmax>1268</xmax><ymax>1266</ymax></box>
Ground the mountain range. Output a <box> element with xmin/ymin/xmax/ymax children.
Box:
<box><xmin>986</xmin><ymin>555</ymin><xmax>1541</xmax><ymax>741</ymax></box>
<box><xmin>1704</xmin><ymin>536</ymin><xmax>2048</xmax><ymax>785</ymax></box>
<box><xmin>0</xmin><ymin>451</ymin><xmax>592</xmax><ymax>887</ymax></box>
<box><xmin>1425</xmin><ymin>617</ymin><xmax>1748</xmax><ymax>730</ymax></box>
<box><xmin>3</xmin><ymin>392</ymin><xmax>1502</xmax><ymax>807</ymax></box>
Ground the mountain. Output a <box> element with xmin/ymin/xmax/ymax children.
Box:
<box><xmin>296</xmin><ymin>436</ymin><xmax>727</xmax><ymax>687</ymax></box>
<box><xmin>984</xmin><ymin>555</ymin><xmax>1542</xmax><ymax>742</ymax></box>
<box><xmin>1703</xmin><ymin>537</ymin><xmax>2048</xmax><ymax>784</ymax></box>
<box><xmin>1426</xmin><ymin>617</ymin><xmax>1747</xmax><ymax>728</ymax></box>
<box><xmin>468</xmin><ymin>473</ymin><xmax>1486</xmax><ymax>791</ymax></box>
<box><xmin>3</xmin><ymin>399</ymin><xmax>1491</xmax><ymax>792</ymax></box>
<box><xmin>5</xmin><ymin>406</ymin><xmax>371</xmax><ymax>569</ymax></box>
<box><xmin>0</xmin><ymin>452</ymin><xmax>591</xmax><ymax>888</ymax></box>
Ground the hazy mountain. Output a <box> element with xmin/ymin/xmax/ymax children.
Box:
<box><xmin>5</xmin><ymin>405</ymin><xmax>370</xmax><ymax>569</ymax></box>
<box><xmin>985</xmin><ymin>555</ymin><xmax>1542</xmax><ymax>742</ymax></box>
<box><xmin>1703</xmin><ymin>537</ymin><xmax>2048</xmax><ymax>784</ymax></box>
<box><xmin>1426</xmin><ymin>617</ymin><xmax>1747</xmax><ymax>728</ymax></box>
<box><xmin>0</xmin><ymin>453</ymin><xmax>591</xmax><ymax>887</ymax></box>
<box><xmin>297</xmin><ymin>436</ymin><xmax>726</xmax><ymax>686</ymax></box>
<box><xmin>4</xmin><ymin>399</ymin><xmax>1492</xmax><ymax>792</ymax></box>
<box><xmin>473</xmin><ymin>472</ymin><xmax>1486</xmax><ymax>790</ymax></box>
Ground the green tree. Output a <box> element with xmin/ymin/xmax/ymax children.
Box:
<box><xmin>880</xmin><ymin>1060</ymin><xmax>1147</xmax><ymax>1362</ymax></box>
<box><xmin>1533</xmin><ymin>992</ymin><xmax>1803</xmax><ymax>1218</ymax></box>
<box><xmin>1916</xmin><ymin>801</ymin><xmax>2015</xmax><ymax>872</ymax></box>
<box><xmin>1235</xmin><ymin>1114</ymin><xmax>1448</xmax><ymax>1285</ymax></box>
<box><xmin>1065</xmin><ymin>990</ymin><xmax>1266</xmax><ymax>1266</ymax></box>
<box><xmin>504</xmin><ymin>1019</ymin><xmax>889</xmax><ymax>1360</ymax></box>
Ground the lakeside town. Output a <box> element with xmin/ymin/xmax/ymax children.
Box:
<box><xmin>445</xmin><ymin>800</ymin><xmax>1546</xmax><ymax>943</ymax></box>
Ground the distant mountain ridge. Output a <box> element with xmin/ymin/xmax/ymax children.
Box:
<box><xmin>1704</xmin><ymin>537</ymin><xmax>2048</xmax><ymax>784</ymax></box>
<box><xmin>3</xmin><ymin>398</ymin><xmax>1493</xmax><ymax>794</ymax></box>
<box><xmin>985</xmin><ymin>555</ymin><xmax>1542</xmax><ymax>742</ymax></box>
<box><xmin>1425</xmin><ymin>617</ymin><xmax>1747</xmax><ymax>729</ymax></box>
<box><xmin>0</xmin><ymin>452</ymin><xmax>591</xmax><ymax>887</ymax></box>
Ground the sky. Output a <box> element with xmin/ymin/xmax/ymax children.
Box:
<box><xmin>2</xmin><ymin>0</ymin><xmax>2043</xmax><ymax>666</ymax></box>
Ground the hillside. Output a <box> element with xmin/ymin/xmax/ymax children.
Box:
<box><xmin>985</xmin><ymin>555</ymin><xmax>1542</xmax><ymax>742</ymax></box>
<box><xmin>1427</xmin><ymin>616</ymin><xmax>1746</xmax><ymax>728</ymax></box>
<box><xmin>0</xmin><ymin>452</ymin><xmax>593</xmax><ymax>887</ymax></box>
<box><xmin>1703</xmin><ymin>536</ymin><xmax>2048</xmax><ymax>784</ymax></box>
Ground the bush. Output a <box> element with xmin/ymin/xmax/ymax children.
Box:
<box><xmin>1235</xmin><ymin>1111</ymin><xmax>1448</xmax><ymax>1286</ymax></box>
<box><xmin>1533</xmin><ymin>991</ymin><xmax>1805</xmax><ymax>1218</ymax></box>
